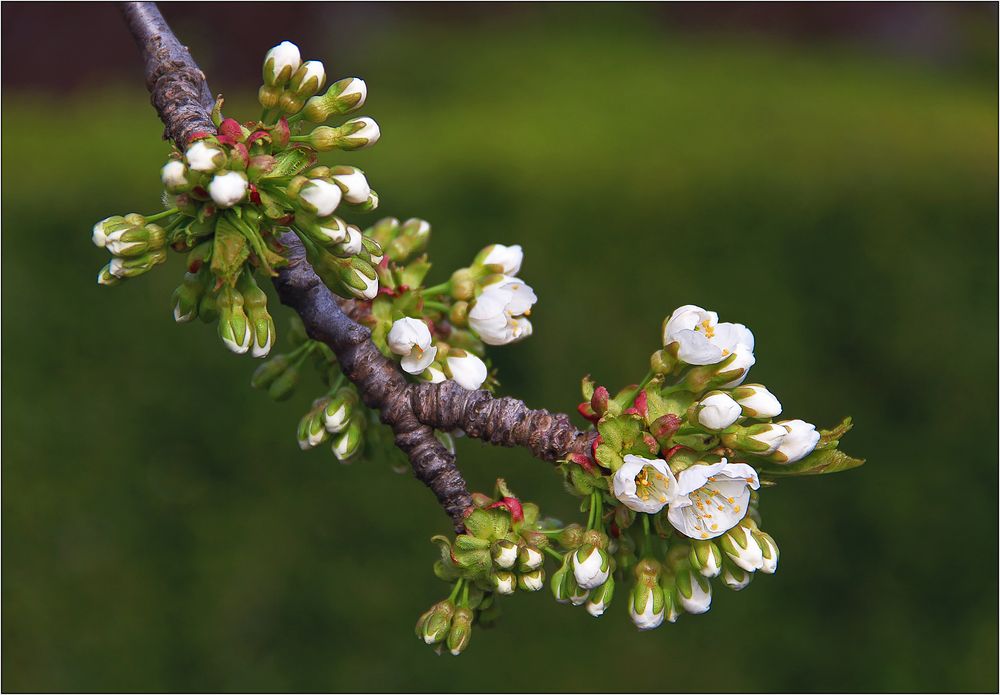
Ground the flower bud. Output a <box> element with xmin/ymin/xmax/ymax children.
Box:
<box><xmin>331</xmin><ymin>420</ymin><xmax>364</xmax><ymax>461</ymax></box>
<box><xmin>491</xmin><ymin>571</ymin><xmax>516</xmax><ymax>595</ymax></box>
<box><xmin>262</xmin><ymin>41</ymin><xmax>301</xmax><ymax>88</ymax></box>
<box><xmin>302</xmin><ymin>77</ymin><xmax>368</xmax><ymax>122</ymax></box>
<box><xmin>361</xmin><ymin>236</ymin><xmax>383</xmax><ymax>265</ymax></box>
<box><xmin>185</xmin><ymin>140</ymin><xmax>225</xmax><ymax>173</ymax></box>
<box><xmin>586</xmin><ymin>576</ymin><xmax>615</xmax><ymax>618</ymax></box>
<box><xmin>287</xmin><ymin>60</ymin><xmax>326</xmax><ymax>100</ymax></box>
<box><xmin>96</xmin><ymin>264</ymin><xmax>120</xmax><ymax>286</ymax></box>
<box><xmin>161</xmin><ymin>160</ymin><xmax>193</xmax><ymax>194</ymax></box>
<box><xmin>731</xmin><ymin>384</ymin><xmax>782</xmax><ymax>418</ymax></box>
<box><xmin>208</xmin><ymin>171</ymin><xmax>249</xmax><ymax>209</ymax></box>
<box><xmin>108</xmin><ymin>249</ymin><xmax>167</xmax><ymax>279</ymax></box>
<box><xmin>308</xmin><ymin>117</ymin><xmax>380</xmax><ymax>151</ymax></box>
<box><xmin>473</xmin><ymin>243</ymin><xmax>523</xmax><ymax>276</ymax></box>
<box><xmin>92</xmin><ymin>214</ymin><xmax>143</xmax><ymax>248</ymax></box>
<box><xmin>445</xmin><ymin>350</ymin><xmax>488</xmax><ymax>391</ymax></box>
<box><xmin>323</xmin><ymin>390</ymin><xmax>356</xmax><ymax>433</ymax></box>
<box><xmin>753</xmin><ymin>529</ymin><xmax>779</xmax><ymax>574</ymax></box>
<box><xmin>342</xmin><ymin>258</ymin><xmax>379</xmax><ymax>300</ymax></box>
<box><xmin>251</xmin><ymin>353</ymin><xmax>291</xmax><ymax>390</ymax></box>
<box><xmin>719</xmin><ymin>523</ymin><xmax>764</xmax><ymax>573</ymax></box>
<box><xmin>416</xmin><ymin>599</ymin><xmax>454</xmax><ymax>645</ymax></box>
<box><xmin>721</xmin><ymin>423</ymin><xmax>787</xmax><ymax>455</ymax></box>
<box><xmin>332</xmin><ymin>226</ymin><xmax>364</xmax><ymax>258</ymax></box>
<box><xmin>771</xmin><ymin>419</ymin><xmax>820</xmax><ymax>463</ymax></box>
<box><xmin>555</xmin><ymin>524</ymin><xmax>584</xmax><ymax>550</ymax></box>
<box><xmin>695</xmin><ymin>391</ymin><xmax>742</xmax><ymax>431</ymax></box>
<box><xmin>518</xmin><ymin>545</ymin><xmax>544</xmax><ymax>572</ymax></box>
<box><xmin>240</xmin><ymin>277</ymin><xmax>275</xmax><ymax>358</ymax></box>
<box><xmin>572</xmin><ymin>545</ymin><xmax>610</xmax><ymax>590</ymax></box>
<box><xmin>491</xmin><ymin>539</ymin><xmax>518</xmax><ymax>569</ymax></box>
<box><xmin>675</xmin><ymin>566</ymin><xmax>712</xmax><ymax>614</ymax></box>
<box><xmin>721</xmin><ymin>560</ymin><xmax>752</xmax><ymax>591</ymax></box>
<box><xmin>330</xmin><ymin>166</ymin><xmax>371</xmax><ymax>205</ymax></box>
<box><xmin>688</xmin><ymin>540</ymin><xmax>723</xmax><ymax>578</ymax></box>
<box><xmin>296</xmin><ymin>179</ymin><xmax>342</xmax><ymax>217</ymax></box>
<box><xmin>550</xmin><ymin>556</ymin><xmax>573</xmax><ymax>604</ymax></box>
<box><xmin>106</xmin><ymin>224</ymin><xmax>166</xmax><ymax>257</ymax></box>
<box><xmin>297</xmin><ymin>408</ymin><xmax>328</xmax><ymax>450</ymax></box>
<box><xmin>446</xmin><ymin>607</ymin><xmax>473</xmax><ymax>656</ymax></box>
<box><xmin>258</xmin><ymin>84</ymin><xmax>281</xmax><ymax>110</ymax></box>
<box><xmin>629</xmin><ymin>562</ymin><xmax>665</xmax><ymax>630</ymax></box>
<box><xmin>171</xmin><ymin>270</ymin><xmax>208</xmax><ymax>323</ymax></box>
<box><xmin>217</xmin><ymin>289</ymin><xmax>252</xmax><ymax>355</ymax></box>
<box><xmin>518</xmin><ymin>568</ymin><xmax>545</xmax><ymax>592</ymax></box>
<box><xmin>266</xmin><ymin>362</ymin><xmax>300</xmax><ymax>401</ymax></box>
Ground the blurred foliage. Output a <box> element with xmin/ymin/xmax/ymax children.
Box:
<box><xmin>2</xmin><ymin>10</ymin><xmax>997</xmax><ymax>692</ymax></box>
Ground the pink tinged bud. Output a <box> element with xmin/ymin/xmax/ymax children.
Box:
<box><xmin>650</xmin><ymin>414</ymin><xmax>682</xmax><ymax>441</ymax></box>
<box><xmin>271</xmin><ymin>118</ymin><xmax>290</xmax><ymax>149</ymax></box>
<box><xmin>591</xmin><ymin>386</ymin><xmax>610</xmax><ymax>416</ymax></box>
<box><xmin>218</xmin><ymin>118</ymin><xmax>245</xmax><ymax>141</ymax></box>
<box><xmin>229</xmin><ymin>142</ymin><xmax>250</xmax><ymax>170</ymax></box>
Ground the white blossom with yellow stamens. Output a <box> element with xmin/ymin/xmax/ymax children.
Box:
<box><xmin>665</xmin><ymin>459</ymin><xmax>760</xmax><ymax>540</ymax></box>
<box><xmin>662</xmin><ymin>304</ymin><xmax>754</xmax><ymax>369</ymax></box>
<box><xmin>612</xmin><ymin>455</ymin><xmax>676</xmax><ymax>514</ymax></box>
<box><xmin>467</xmin><ymin>276</ymin><xmax>536</xmax><ymax>346</ymax></box>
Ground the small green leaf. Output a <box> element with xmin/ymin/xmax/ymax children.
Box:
<box><xmin>817</xmin><ymin>416</ymin><xmax>854</xmax><ymax>450</ymax></box>
<box><xmin>758</xmin><ymin>448</ymin><xmax>865</xmax><ymax>477</ymax></box>
<box><xmin>266</xmin><ymin>148</ymin><xmax>315</xmax><ymax>178</ymax></box>
<box><xmin>397</xmin><ymin>256</ymin><xmax>432</xmax><ymax>289</ymax></box>
<box><xmin>211</xmin><ymin>216</ymin><xmax>249</xmax><ymax>287</ymax></box>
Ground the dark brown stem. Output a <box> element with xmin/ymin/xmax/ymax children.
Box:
<box><xmin>118</xmin><ymin>1</ymin><xmax>597</xmax><ymax>531</ymax></box>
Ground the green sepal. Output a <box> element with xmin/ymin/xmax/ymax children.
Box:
<box><xmin>397</xmin><ymin>256</ymin><xmax>431</xmax><ymax>289</ymax></box>
<box><xmin>817</xmin><ymin>416</ymin><xmax>854</xmax><ymax>450</ymax></box>
<box><xmin>593</xmin><ymin>443</ymin><xmax>624</xmax><ymax>471</ymax></box>
<box><xmin>265</xmin><ymin>147</ymin><xmax>315</xmax><ymax>178</ymax></box>
<box><xmin>463</xmin><ymin>508</ymin><xmax>510</xmax><ymax>541</ymax></box>
<box><xmin>211</xmin><ymin>216</ymin><xmax>250</xmax><ymax>287</ymax></box>
<box><xmin>581</xmin><ymin>374</ymin><xmax>596</xmax><ymax>402</ymax></box>
<box><xmin>596</xmin><ymin>414</ymin><xmax>642</xmax><ymax>453</ymax></box>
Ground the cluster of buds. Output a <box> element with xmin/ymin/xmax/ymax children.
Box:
<box><xmin>297</xmin><ymin>386</ymin><xmax>366</xmax><ymax>462</ymax></box>
<box><xmin>93</xmin><ymin>40</ymin><xmax>382</xmax><ymax>357</ymax></box>
<box><xmin>417</xmin><ymin>480</ymin><xmax>553</xmax><ymax>655</ymax></box>
<box><xmin>93</xmin><ymin>213</ymin><xmax>168</xmax><ymax>285</ymax></box>
<box><xmin>358</xmin><ymin>222</ymin><xmax>539</xmax><ymax>392</ymax></box>
<box><xmin>420</xmin><ymin>305</ymin><xmax>860</xmax><ymax>652</ymax></box>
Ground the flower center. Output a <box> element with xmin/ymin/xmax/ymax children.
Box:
<box><xmin>695</xmin><ymin>319</ymin><xmax>715</xmax><ymax>338</ymax></box>
<box><xmin>634</xmin><ymin>466</ymin><xmax>669</xmax><ymax>503</ymax></box>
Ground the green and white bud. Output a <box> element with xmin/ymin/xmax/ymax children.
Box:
<box><xmin>92</xmin><ymin>214</ymin><xmax>142</xmax><ymax>248</ymax></box>
<box><xmin>250</xmin><ymin>354</ymin><xmax>291</xmax><ymax>390</ymax></box>
<box><xmin>287</xmin><ymin>60</ymin><xmax>326</xmax><ymax>99</ymax></box>
<box><xmin>754</xmin><ymin>529</ymin><xmax>779</xmax><ymax>574</ymax></box>
<box><xmin>361</xmin><ymin>236</ymin><xmax>383</xmax><ymax>266</ymax></box>
<box><xmin>689</xmin><ymin>540</ymin><xmax>723</xmax><ymax>578</ymax></box>
<box><xmin>262</xmin><ymin>40</ymin><xmax>301</xmax><ymax>88</ymax></box>
<box><xmin>297</xmin><ymin>408</ymin><xmax>328</xmax><ymax>450</ymax></box>
<box><xmin>108</xmin><ymin>248</ymin><xmax>167</xmax><ymax>279</ymax></box>
<box><xmin>720</xmin><ymin>523</ymin><xmax>764</xmax><ymax>573</ymax></box>
<box><xmin>415</xmin><ymin>599</ymin><xmax>454</xmax><ymax>645</ymax></box>
<box><xmin>491</xmin><ymin>539</ymin><xmax>518</xmax><ymax>569</ymax></box>
<box><xmin>722</xmin><ymin>560</ymin><xmax>752</xmax><ymax>591</ymax></box>
<box><xmin>331</xmin><ymin>420</ymin><xmax>364</xmax><ymax>461</ymax></box>
<box><xmin>386</xmin><ymin>218</ymin><xmax>431</xmax><ymax>263</ymax></box>
<box><xmin>722</xmin><ymin>423</ymin><xmax>787</xmax><ymax>455</ymax></box>
<box><xmin>333</xmin><ymin>226</ymin><xmax>364</xmax><ymax>258</ymax></box>
<box><xmin>161</xmin><ymin>160</ymin><xmax>193</xmax><ymax>193</ymax></box>
<box><xmin>491</xmin><ymin>571</ymin><xmax>516</xmax><ymax>595</ymax></box>
<box><xmin>731</xmin><ymin>383</ymin><xmax>782</xmax><ymax>418</ymax></box>
<box><xmin>342</xmin><ymin>258</ymin><xmax>379</xmax><ymax>300</ymax></box>
<box><xmin>518</xmin><ymin>545</ymin><xmax>544</xmax><ymax>572</ymax></box>
<box><xmin>302</xmin><ymin>77</ymin><xmax>367</xmax><ymax>122</ymax></box>
<box><xmin>296</xmin><ymin>179</ymin><xmax>342</xmax><ymax>217</ymax></box>
<box><xmin>96</xmin><ymin>264</ymin><xmax>120</xmax><ymax>286</ymax></box>
<box><xmin>330</xmin><ymin>166</ymin><xmax>371</xmax><ymax>205</ymax></box>
<box><xmin>675</xmin><ymin>566</ymin><xmax>712</xmax><ymax>614</ymax></box>
<box><xmin>309</xmin><ymin>217</ymin><xmax>348</xmax><ymax>246</ymax></box>
<box><xmin>695</xmin><ymin>391</ymin><xmax>742</xmax><ymax>431</ymax></box>
<box><xmin>446</xmin><ymin>607</ymin><xmax>473</xmax><ymax>656</ymax></box>
<box><xmin>184</xmin><ymin>140</ymin><xmax>225</xmax><ymax>173</ymax></box>
<box><xmin>308</xmin><ymin>117</ymin><xmax>380</xmax><ymax>151</ymax></box>
<box><xmin>572</xmin><ymin>545</ymin><xmax>610</xmax><ymax>590</ymax></box>
<box><xmin>585</xmin><ymin>576</ymin><xmax>614</xmax><ymax>618</ymax></box>
<box><xmin>106</xmin><ymin>224</ymin><xmax>166</xmax><ymax>257</ymax></box>
<box><xmin>216</xmin><ymin>289</ymin><xmax>252</xmax><ymax>355</ymax></box>
<box><xmin>323</xmin><ymin>390</ymin><xmax>356</xmax><ymax>433</ymax></box>
<box><xmin>518</xmin><ymin>568</ymin><xmax>545</xmax><ymax>592</ymax></box>
<box><xmin>771</xmin><ymin>419</ymin><xmax>820</xmax><ymax>463</ymax></box>
<box><xmin>629</xmin><ymin>577</ymin><xmax>665</xmax><ymax>630</ymax></box>
<box><xmin>171</xmin><ymin>270</ymin><xmax>208</xmax><ymax>323</ymax></box>
<box><xmin>208</xmin><ymin>171</ymin><xmax>249</xmax><ymax>209</ymax></box>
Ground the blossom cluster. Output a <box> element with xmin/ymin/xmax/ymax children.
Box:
<box><xmin>419</xmin><ymin>305</ymin><xmax>861</xmax><ymax>652</ymax></box>
<box><xmin>92</xmin><ymin>40</ymin><xmax>382</xmax><ymax>357</ymax></box>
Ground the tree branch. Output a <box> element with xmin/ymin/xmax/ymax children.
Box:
<box><xmin>118</xmin><ymin>1</ymin><xmax>596</xmax><ymax>531</ymax></box>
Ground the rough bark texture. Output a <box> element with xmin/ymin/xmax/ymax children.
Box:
<box><xmin>119</xmin><ymin>1</ymin><xmax>597</xmax><ymax>531</ymax></box>
<box><xmin>120</xmin><ymin>2</ymin><xmax>216</xmax><ymax>146</ymax></box>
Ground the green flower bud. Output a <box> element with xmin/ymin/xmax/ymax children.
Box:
<box><xmin>287</xmin><ymin>60</ymin><xmax>326</xmax><ymax>101</ymax></box>
<box><xmin>238</xmin><ymin>273</ymin><xmax>275</xmax><ymax>358</ymax></box>
<box><xmin>307</xmin><ymin>117</ymin><xmax>380</xmax><ymax>152</ymax></box>
<box><xmin>550</xmin><ymin>554</ymin><xmax>573</xmax><ymax>604</ymax></box>
<box><xmin>518</xmin><ymin>568</ymin><xmax>545</xmax><ymax>592</ymax></box>
<box><xmin>586</xmin><ymin>575</ymin><xmax>615</xmax><ymax>618</ymax></box>
<box><xmin>217</xmin><ymin>288</ymin><xmax>252</xmax><ymax>355</ymax></box>
<box><xmin>340</xmin><ymin>257</ymin><xmax>379</xmax><ymax>300</ymax></box>
<box><xmin>96</xmin><ymin>264</ymin><xmax>120</xmax><ymax>286</ymax></box>
<box><xmin>171</xmin><ymin>270</ymin><xmax>208</xmax><ymax>323</ymax></box>
<box><xmin>107</xmin><ymin>248</ymin><xmax>167</xmax><ymax>280</ymax></box>
<box><xmin>302</xmin><ymin>77</ymin><xmax>367</xmax><ymax>122</ymax></box>
<box><xmin>721</xmin><ymin>559</ymin><xmax>753</xmax><ymax>591</ymax></box>
<box><xmin>267</xmin><ymin>362</ymin><xmax>300</xmax><ymax>401</ymax></box>
<box><xmin>416</xmin><ymin>599</ymin><xmax>454</xmax><ymax>646</ymax></box>
<box><xmin>251</xmin><ymin>354</ymin><xmax>292</xmax><ymax>390</ymax></box>
<box><xmin>689</xmin><ymin>540</ymin><xmax>723</xmax><ymax>578</ymax></box>
<box><xmin>675</xmin><ymin>565</ymin><xmax>712</xmax><ymax>615</ymax></box>
<box><xmin>323</xmin><ymin>389</ymin><xmax>356</xmax><ymax>433</ymax></box>
<box><xmin>446</xmin><ymin>607</ymin><xmax>473</xmax><ymax>656</ymax></box>
<box><xmin>297</xmin><ymin>407</ymin><xmax>329</xmax><ymax>450</ymax></box>
<box><xmin>554</xmin><ymin>523</ymin><xmax>584</xmax><ymax>550</ymax></box>
<box><xmin>491</xmin><ymin>571</ymin><xmax>516</xmax><ymax>595</ymax></box>
<box><xmin>366</xmin><ymin>217</ymin><xmax>400</xmax><ymax>248</ymax></box>
<box><xmin>518</xmin><ymin>545</ymin><xmax>544</xmax><ymax>572</ymax></box>
<box><xmin>491</xmin><ymin>538</ymin><xmax>518</xmax><ymax>569</ymax></box>
<box><xmin>331</xmin><ymin>419</ymin><xmax>364</xmax><ymax>462</ymax></box>
<box><xmin>385</xmin><ymin>218</ymin><xmax>431</xmax><ymax>263</ymax></box>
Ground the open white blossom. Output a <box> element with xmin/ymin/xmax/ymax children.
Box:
<box><xmin>774</xmin><ymin>419</ymin><xmax>820</xmax><ymax>463</ymax></box>
<box><xmin>468</xmin><ymin>277</ymin><xmax>536</xmax><ymax>346</ymax></box>
<box><xmin>612</xmin><ymin>455</ymin><xmax>675</xmax><ymax>514</ymax></box>
<box><xmin>387</xmin><ymin>317</ymin><xmax>437</xmax><ymax>375</ymax></box>
<box><xmin>662</xmin><ymin>304</ymin><xmax>755</xmax><ymax>371</ymax></box>
<box><xmin>208</xmin><ymin>171</ymin><xmax>248</xmax><ymax>208</ymax></box>
<box><xmin>697</xmin><ymin>392</ymin><xmax>742</xmax><ymax>430</ymax></box>
<box><xmin>666</xmin><ymin>460</ymin><xmax>760</xmax><ymax>540</ymax></box>
<box><xmin>477</xmin><ymin>244</ymin><xmax>523</xmax><ymax>276</ymax></box>
<box><xmin>446</xmin><ymin>352</ymin><xmax>487</xmax><ymax>390</ymax></box>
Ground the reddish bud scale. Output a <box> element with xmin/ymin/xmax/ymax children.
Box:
<box><xmin>218</xmin><ymin>118</ymin><xmax>244</xmax><ymax>141</ymax></box>
<box><xmin>187</xmin><ymin>130</ymin><xmax>213</xmax><ymax>143</ymax></box>
<box><xmin>271</xmin><ymin>118</ymin><xmax>290</xmax><ymax>148</ymax></box>
<box><xmin>567</xmin><ymin>452</ymin><xmax>597</xmax><ymax>475</ymax></box>
<box><xmin>248</xmin><ymin>183</ymin><xmax>262</xmax><ymax>205</ymax></box>
<box><xmin>633</xmin><ymin>390</ymin><xmax>648</xmax><ymax>418</ymax></box>
<box><xmin>216</xmin><ymin>134</ymin><xmax>236</xmax><ymax>147</ymax></box>
<box><xmin>188</xmin><ymin>258</ymin><xmax>203</xmax><ymax>273</ymax></box>
<box><xmin>488</xmin><ymin>497</ymin><xmax>524</xmax><ymax>523</ymax></box>
<box><xmin>651</xmin><ymin>413</ymin><xmax>683</xmax><ymax>440</ymax></box>
<box><xmin>609</xmin><ymin>520</ymin><xmax>621</xmax><ymax>538</ymax></box>
<box><xmin>247</xmin><ymin>131</ymin><xmax>271</xmax><ymax>147</ymax></box>
<box><xmin>578</xmin><ymin>402</ymin><xmax>599</xmax><ymax>424</ymax></box>
<box><xmin>192</xmin><ymin>186</ymin><xmax>210</xmax><ymax>199</ymax></box>
<box><xmin>275</xmin><ymin>214</ymin><xmax>295</xmax><ymax>226</ymax></box>
<box><xmin>623</xmin><ymin>407</ymin><xmax>640</xmax><ymax>417</ymax></box>
<box><xmin>591</xmin><ymin>386</ymin><xmax>610</xmax><ymax>416</ymax></box>
<box><xmin>663</xmin><ymin>444</ymin><xmax>690</xmax><ymax>461</ymax></box>
<box><xmin>591</xmin><ymin>435</ymin><xmax>603</xmax><ymax>461</ymax></box>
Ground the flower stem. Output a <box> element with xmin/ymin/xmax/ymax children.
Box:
<box><xmin>421</xmin><ymin>281</ymin><xmax>452</xmax><ymax>298</ymax></box>
<box><xmin>460</xmin><ymin>581</ymin><xmax>470</xmax><ymax>608</ymax></box>
<box><xmin>145</xmin><ymin>207</ymin><xmax>180</xmax><ymax>223</ymax></box>
<box><xmin>448</xmin><ymin>578</ymin><xmax>464</xmax><ymax>603</ymax></box>
<box><xmin>422</xmin><ymin>300</ymin><xmax>451</xmax><ymax>314</ymax></box>
<box><xmin>544</xmin><ymin>546</ymin><xmax>564</xmax><ymax>563</ymax></box>
<box><xmin>286</xmin><ymin>112</ymin><xmax>305</xmax><ymax>125</ymax></box>
<box><xmin>641</xmin><ymin>513</ymin><xmax>654</xmax><ymax>558</ymax></box>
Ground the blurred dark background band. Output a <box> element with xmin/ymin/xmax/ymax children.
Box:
<box><xmin>2</xmin><ymin>2</ymin><xmax>997</xmax><ymax>693</ymax></box>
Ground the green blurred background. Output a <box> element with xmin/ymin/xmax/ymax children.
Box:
<box><xmin>3</xmin><ymin>2</ymin><xmax>997</xmax><ymax>692</ymax></box>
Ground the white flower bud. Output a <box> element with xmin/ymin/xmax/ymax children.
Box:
<box><xmin>755</xmin><ymin>530</ymin><xmax>779</xmax><ymax>574</ymax></box>
<box><xmin>518</xmin><ymin>569</ymin><xmax>544</xmax><ymax>592</ymax></box>
<box><xmin>184</xmin><ymin>140</ymin><xmax>224</xmax><ymax>172</ymax></box>
<box><xmin>519</xmin><ymin>546</ymin><xmax>543</xmax><ymax>571</ymax></box>
<box><xmin>343</xmin><ymin>116</ymin><xmax>380</xmax><ymax>148</ymax></box>
<box><xmin>208</xmin><ymin>171</ymin><xmax>248</xmax><ymax>208</ymax></box>
<box><xmin>746</xmin><ymin>423</ymin><xmax>787</xmax><ymax>455</ymax></box>
<box><xmin>346</xmin><ymin>266</ymin><xmax>379</xmax><ymax>300</ymax></box>
<box><xmin>697</xmin><ymin>392</ymin><xmax>742</xmax><ymax>430</ymax></box>
<box><xmin>314</xmin><ymin>218</ymin><xmax>348</xmax><ymax>244</ymax></box>
<box><xmin>722</xmin><ymin>563</ymin><xmax>752</xmax><ymax>591</ymax></box>
<box><xmin>331</xmin><ymin>167</ymin><xmax>371</xmax><ymax>204</ymax></box>
<box><xmin>387</xmin><ymin>317</ymin><xmax>437</xmax><ymax>375</ymax></box>
<box><xmin>160</xmin><ymin>160</ymin><xmax>190</xmax><ymax>191</ymax></box>
<box><xmin>492</xmin><ymin>572</ymin><xmax>515</xmax><ymax>595</ymax></box>
<box><xmin>263</xmin><ymin>41</ymin><xmax>301</xmax><ymax>87</ymax></box>
<box><xmin>733</xmin><ymin>384</ymin><xmax>782</xmax><ymax>418</ymax></box>
<box><xmin>720</xmin><ymin>525</ymin><xmax>764</xmax><ymax>573</ymax></box>
<box><xmin>445</xmin><ymin>352</ymin><xmax>487</xmax><ymax>390</ymax></box>
<box><xmin>335</xmin><ymin>227</ymin><xmax>363</xmax><ymax>257</ymax></box>
<box><xmin>492</xmin><ymin>540</ymin><xmax>518</xmax><ymax>569</ymax></box>
<box><xmin>774</xmin><ymin>419</ymin><xmax>820</xmax><ymax>463</ymax></box>
<box><xmin>475</xmin><ymin>243</ymin><xmax>523</xmax><ymax>276</ymax></box>
<box><xmin>676</xmin><ymin>569</ymin><xmax>712</xmax><ymax>614</ymax></box>
<box><xmin>298</xmin><ymin>179</ymin><xmax>342</xmax><ymax>217</ymax></box>
<box><xmin>572</xmin><ymin>546</ymin><xmax>609</xmax><ymax>590</ymax></box>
